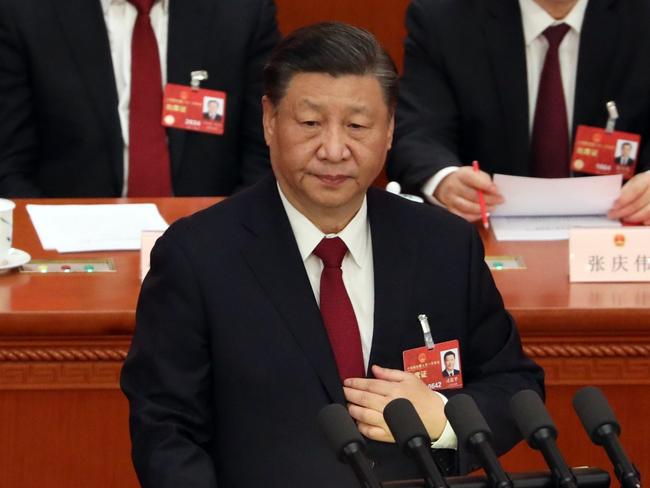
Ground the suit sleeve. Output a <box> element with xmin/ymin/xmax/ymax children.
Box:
<box><xmin>450</xmin><ymin>227</ymin><xmax>545</xmax><ymax>473</ymax></box>
<box><xmin>387</xmin><ymin>0</ymin><xmax>463</xmax><ymax>194</ymax></box>
<box><xmin>0</xmin><ymin>0</ymin><xmax>43</xmax><ymax>197</ymax></box>
<box><xmin>236</xmin><ymin>0</ymin><xmax>279</xmax><ymax>191</ymax></box>
<box><xmin>120</xmin><ymin>227</ymin><xmax>217</xmax><ymax>488</ymax></box>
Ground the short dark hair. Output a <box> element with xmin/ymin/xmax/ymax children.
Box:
<box><xmin>444</xmin><ymin>351</ymin><xmax>455</xmax><ymax>360</ymax></box>
<box><xmin>622</xmin><ymin>142</ymin><xmax>632</xmax><ymax>148</ymax></box>
<box><xmin>263</xmin><ymin>22</ymin><xmax>398</xmax><ymax>111</ymax></box>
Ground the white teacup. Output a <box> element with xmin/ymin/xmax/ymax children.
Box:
<box><xmin>0</xmin><ymin>199</ymin><xmax>16</xmax><ymax>263</ymax></box>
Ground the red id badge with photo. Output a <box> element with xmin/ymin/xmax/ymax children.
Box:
<box><xmin>571</xmin><ymin>125</ymin><xmax>641</xmax><ymax>180</ymax></box>
<box><xmin>161</xmin><ymin>83</ymin><xmax>226</xmax><ymax>135</ymax></box>
<box><xmin>403</xmin><ymin>339</ymin><xmax>463</xmax><ymax>391</ymax></box>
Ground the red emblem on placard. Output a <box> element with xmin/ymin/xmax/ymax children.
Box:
<box><xmin>614</xmin><ymin>234</ymin><xmax>626</xmax><ymax>247</ymax></box>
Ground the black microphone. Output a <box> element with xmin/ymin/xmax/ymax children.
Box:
<box><xmin>317</xmin><ymin>403</ymin><xmax>383</xmax><ymax>488</ymax></box>
<box><xmin>573</xmin><ymin>386</ymin><xmax>641</xmax><ymax>488</ymax></box>
<box><xmin>510</xmin><ymin>390</ymin><xmax>577</xmax><ymax>488</ymax></box>
<box><xmin>383</xmin><ymin>398</ymin><xmax>448</xmax><ymax>488</ymax></box>
<box><xmin>445</xmin><ymin>394</ymin><xmax>512</xmax><ymax>488</ymax></box>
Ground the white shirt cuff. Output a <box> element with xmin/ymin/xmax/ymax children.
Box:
<box><xmin>430</xmin><ymin>391</ymin><xmax>457</xmax><ymax>450</ymax></box>
<box><xmin>421</xmin><ymin>166</ymin><xmax>460</xmax><ymax>206</ymax></box>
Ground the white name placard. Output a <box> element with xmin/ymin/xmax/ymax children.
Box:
<box><xmin>569</xmin><ymin>227</ymin><xmax>650</xmax><ymax>282</ymax></box>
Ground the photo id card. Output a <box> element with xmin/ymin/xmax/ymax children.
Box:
<box><xmin>403</xmin><ymin>339</ymin><xmax>463</xmax><ymax>391</ymax></box>
<box><xmin>571</xmin><ymin>125</ymin><xmax>641</xmax><ymax>180</ymax></box>
<box><xmin>162</xmin><ymin>83</ymin><xmax>226</xmax><ymax>135</ymax></box>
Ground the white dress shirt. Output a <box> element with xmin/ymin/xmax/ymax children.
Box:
<box><xmin>519</xmin><ymin>0</ymin><xmax>588</xmax><ymax>134</ymax></box>
<box><xmin>101</xmin><ymin>0</ymin><xmax>169</xmax><ymax>196</ymax></box>
<box><xmin>277</xmin><ymin>184</ymin><xmax>457</xmax><ymax>449</ymax></box>
<box><xmin>422</xmin><ymin>0</ymin><xmax>588</xmax><ymax>203</ymax></box>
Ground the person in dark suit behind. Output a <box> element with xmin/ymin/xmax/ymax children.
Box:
<box><xmin>203</xmin><ymin>99</ymin><xmax>223</xmax><ymax>122</ymax></box>
<box><xmin>442</xmin><ymin>350</ymin><xmax>461</xmax><ymax>377</ymax></box>
<box><xmin>0</xmin><ymin>0</ymin><xmax>279</xmax><ymax>197</ymax></box>
<box><xmin>121</xmin><ymin>22</ymin><xmax>544</xmax><ymax>487</ymax></box>
<box><xmin>615</xmin><ymin>142</ymin><xmax>635</xmax><ymax>166</ymax></box>
<box><xmin>388</xmin><ymin>0</ymin><xmax>650</xmax><ymax>225</ymax></box>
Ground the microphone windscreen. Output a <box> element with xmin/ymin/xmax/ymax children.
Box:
<box><xmin>383</xmin><ymin>398</ymin><xmax>430</xmax><ymax>452</ymax></box>
<box><xmin>573</xmin><ymin>386</ymin><xmax>621</xmax><ymax>444</ymax></box>
<box><xmin>318</xmin><ymin>403</ymin><xmax>365</xmax><ymax>461</ymax></box>
<box><xmin>444</xmin><ymin>394</ymin><xmax>492</xmax><ymax>448</ymax></box>
<box><xmin>509</xmin><ymin>390</ymin><xmax>557</xmax><ymax>447</ymax></box>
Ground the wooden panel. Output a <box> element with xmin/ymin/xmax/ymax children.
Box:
<box><xmin>0</xmin><ymin>390</ymin><xmax>137</xmax><ymax>488</ymax></box>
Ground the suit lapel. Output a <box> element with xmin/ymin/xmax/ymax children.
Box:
<box><xmin>51</xmin><ymin>0</ymin><xmax>123</xmax><ymax>191</ymax></box>
<box><xmin>482</xmin><ymin>0</ymin><xmax>531</xmax><ymax>175</ymax></box>
<box><xmin>240</xmin><ymin>179</ymin><xmax>345</xmax><ymax>404</ymax></box>
<box><xmin>366</xmin><ymin>190</ymin><xmax>418</xmax><ymax>374</ymax></box>
<box><xmin>166</xmin><ymin>0</ymin><xmax>221</xmax><ymax>178</ymax></box>
<box><xmin>574</xmin><ymin>0</ymin><xmax>620</xmax><ymax>132</ymax></box>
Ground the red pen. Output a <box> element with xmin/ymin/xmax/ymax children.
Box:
<box><xmin>472</xmin><ymin>160</ymin><xmax>489</xmax><ymax>230</ymax></box>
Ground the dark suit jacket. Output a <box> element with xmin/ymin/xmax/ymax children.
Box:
<box><xmin>203</xmin><ymin>112</ymin><xmax>223</xmax><ymax>122</ymax></box>
<box><xmin>615</xmin><ymin>156</ymin><xmax>634</xmax><ymax>166</ymax></box>
<box><xmin>0</xmin><ymin>0</ymin><xmax>279</xmax><ymax>197</ymax></box>
<box><xmin>442</xmin><ymin>369</ymin><xmax>460</xmax><ymax>377</ymax></box>
<box><xmin>121</xmin><ymin>176</ymin><xmax>544</xmax><ymax>487</ymax></box>
<box><xmin>388</xmin><ymin>0</ymin><xmax>650</xmax><ymax>194</ymax></box>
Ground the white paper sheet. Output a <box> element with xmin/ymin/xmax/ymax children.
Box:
<box><xmin>490</xmin><ymin>215</ymin><xmax>622</xmax><ymax>241</ymax></box>
<box><xmin>489</xmin><ymin>174</ymin><xmax>623</xmax><ymax>241</ymax></box>
<box><xmin>27</xmin><ymin>204</ymin><xmax>168</xmax><ymax>252</ymax></box>
<box><xmin>491</xmin><ymin>174</ymin><xmax>623</xmax><ymax>217</ymax></box>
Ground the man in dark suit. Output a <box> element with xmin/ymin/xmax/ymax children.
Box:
<box><xmin>388</xmin><ymin>0</ymin><xmax>650</xmax><ymax>224</ymax></box>
<box><xmin>0</xmin><ymin>0</ymin><xmax>279</xmax><ymax>197</ymax></box>
<box><xmin>615</xmin><ymin>142</ymin><xmax>635</xmax><ymax>166</ymax></box>
<box><xmin>442</xmin><ymin>351</ymin><xmax>461</xmax><ymax>377</ymax></box>
<box><xmin>121</xmin><ymin>22</ymin><xmax>543</xmax><ymax>487</ymax></box>
<box><xmin>203</xmin><ymin>99</ymin><xmax>223</xmax><ymax>122</ymax></box>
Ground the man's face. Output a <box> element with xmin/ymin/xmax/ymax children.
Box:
<box><xmin>445</xmin><ymin>355</ymin><xmax>455</xmax><ymax>371</ymax></box>
<box><xmin>207</xmin><ymin>101</ymin><xmax>219</xmax><ymax>116</ymax></box>
<box><xmin>262</xmin><ymin>73</ymin><xmax>394</xmax><ymax>227</ymax></box>
<box><xmin>622</xmin><ymin>144</ymin><xmax>632</xmax><ymax>157</ymax></box>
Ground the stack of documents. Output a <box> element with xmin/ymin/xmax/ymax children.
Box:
<box><xmin>490</xmin><ymin>174</ymin><xmax>623</xmax><ymax>241</ymax></box>
<box><xmin>27</xmin><ymin>204</ymin><xmax>169</xmax><ymax>252</ymax></box>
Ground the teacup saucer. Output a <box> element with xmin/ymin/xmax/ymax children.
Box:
<box><xmin>0</xmin><ymin>248</ymin><xmax>31</xmax><ymax>272</ymax></box>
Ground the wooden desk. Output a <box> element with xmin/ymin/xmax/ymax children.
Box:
<box><xmin>0</xmin><ymin>199</ymin><xmax>647</xmax><ymax>487</ymax></box>
<box><xmin>0</xmin><ymin>198</ymin><xmax>218</xmax><ymax>488</ymax></box>
<box><xmin>483</xmin><ymin>235</ymin><xmax>650</xmax><ymax>475</ymax></box>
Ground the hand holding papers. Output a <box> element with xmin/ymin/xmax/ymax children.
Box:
<box><xmin>489</xmin><ymin>174</ymin><xmax>623</xmax><ymax>241</ymax></box>
<box><xmin>27</xmin><ymin>204</ymin><xmax>168</xmax><ymax>252</ymax></box>
<box><xmin>608</xmin><ymin>171</ymin><xmax>650</xmax><ymax>224</ymax></box>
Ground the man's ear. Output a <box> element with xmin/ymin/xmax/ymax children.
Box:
<box><xmin>261</xmin><ymin>95</ymin><xmax>276</xmax><ymax>146</ymax></box>
<box><xmin>386</xmin><ymin>113</ymin><xmax>395</xmax><ymax>151</ymax></box>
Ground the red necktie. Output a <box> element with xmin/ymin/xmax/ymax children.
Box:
<box><xmin>313</xmin><ymin>237</ymin><xmax>365</xmax><ymax>381</ymax></box>
<box><xmin>531</xmin><ymin>23</ymin><xmax>571</xmax><ymax>178</ymax></box>
<box><xmin>127</xmin><ymin>0</ymin><xmax>172</xmax><ymax>196</ymax></box>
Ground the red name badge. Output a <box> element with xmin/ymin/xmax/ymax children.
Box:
<box><xmin>403</xmin><ymin>339</ymin><xmax>463</xmax><ymax>391</ymax></box>
<box><xmin>161</xmin><ymin>83</ymin><xmax>226</xmax><ymax>135</ymax></box>
<box><xmin>571</xmin><ymin>125</ymin><xmax>640</xmax><ymax>180</ymax></box>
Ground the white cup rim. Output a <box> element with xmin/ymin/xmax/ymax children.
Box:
<box><xmin>0</xmin><ymin>199</ymin><xmax>16</xmax><ymax>212</ymax></box>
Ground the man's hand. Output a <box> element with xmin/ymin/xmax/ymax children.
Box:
<box><xmin>433</xmin><ymin>166</ymin><xmax>504</xmax><ymax>222</ymax></box>
<box><xmin>343</xmin><ymin>365</ymin><xmax>446</xmax><ymax>443</ymax></box>
<box><xmin>608</xmin><ymin>172</ymin><xmax>650</xmax><ymax>224</ymax></box>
